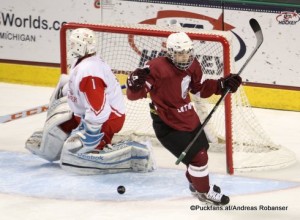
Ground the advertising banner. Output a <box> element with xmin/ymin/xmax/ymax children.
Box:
<box><xmin>100</xmin><ymin>0</ymin><xmax>300</xmax><ymax>86</ymax></box>
<box><xmin>0</xmin><ymin>0</ymin><xmax>101</xmax><ymax>63</ymax></box>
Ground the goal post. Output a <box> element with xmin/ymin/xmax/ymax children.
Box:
<box><xmin>60</xmin><ymin>22</ymin><xmax>296</xmax><ymax>174</ymax></box>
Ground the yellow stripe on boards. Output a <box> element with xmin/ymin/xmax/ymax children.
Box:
<box><xmin>243</xmin><ymin>86</ymin><xmax>300</xmax><ymax>111</ymax></box>
<box><xmin>0</xmin><ymin>63</ymin><xmax>60</xmax><ymax>87</ymax></box>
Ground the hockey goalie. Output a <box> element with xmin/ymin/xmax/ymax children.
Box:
<box><xmin>25</xmin><ymin>28</ymin><xmax>155</xmax><ymax>175</ymax></box>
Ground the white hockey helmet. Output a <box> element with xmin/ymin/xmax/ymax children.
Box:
<box><xmin>166</xmin><ymin>32</ymin><xmax>194</xmax><ymax>70</ymax></box>
<box><xmin>69</xmin><ymin>28</ymin><xmax>97</xmax><ymax>58</ymax></box>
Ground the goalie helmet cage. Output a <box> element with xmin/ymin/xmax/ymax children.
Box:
<box><xmin>60</xmin><ymin>22</ymin><xmax>296</xmax><ymax>174</ymax></box>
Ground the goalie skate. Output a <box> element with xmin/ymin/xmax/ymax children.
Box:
<box><xmin>195</xmin><ymin>185</ymin><xmax>230</xmax><ymax>205</ymax></box>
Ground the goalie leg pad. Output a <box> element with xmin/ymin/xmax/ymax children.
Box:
<box><xmin>26</xmin><ymin>126</ymin><xmax>69</xmax><ymax>161</ymax></box>
<box><xmin>130</xmin><ymin>141</ymin><xmax>156</xmax><ymax>172</ymax></box>
<box><xmin>60</xmin><ymin>138</ymin><xmax>156</xmax><ymax>175</ymax></box>
<box><xmin>25</xmin><ymin>99</ymin><xmax>72</xmax><ymax>161</ymax></box>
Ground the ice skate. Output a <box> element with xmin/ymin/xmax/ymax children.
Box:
<box><xmin>195</xmin><ymin>185</ymin><xmax>230</xmax><ymax>205</ymax></box>
<box><xmin>189</xmin><ymin>183</ymin><xmax>221</xmax><ymax>195</ymax></box>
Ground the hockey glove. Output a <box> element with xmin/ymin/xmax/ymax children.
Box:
<box><xmin>74</xmin><ymin>120</ymin><xmax>104</xmax><ymax>154</ymax></box>
<box><xmin>218</xmin><ymin>74</ymin><xmax>242</xmax><ymax>93</ymax></box>
<box><xmin>127</xmin><ymin>67</ymin><xmax>150</xmax><ymax>91</ymax></box>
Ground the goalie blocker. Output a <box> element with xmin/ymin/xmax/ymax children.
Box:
<box><xmin>25</xmin><ymin>75</ymin><xmax>155</xmax><ymax>175</ymax></box>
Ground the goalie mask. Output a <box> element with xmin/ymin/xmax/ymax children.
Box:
<box><xmin>166</xmin><ymin>32</ymin><xmax>194</xmax><ymax>70</ymax></box>
<box><xmin>69</xmin><ymin>28</ymin><xmax>97</xmax><ymax>58</ymax></box>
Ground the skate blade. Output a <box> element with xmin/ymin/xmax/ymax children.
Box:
<box><xmin>196</xmin><ymin>196</ymin><xmax>225</xmax><ymax>206</ymax></box>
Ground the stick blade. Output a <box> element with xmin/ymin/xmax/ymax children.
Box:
<box><xmin>249</xmin><ymin>18</ymin><xmax>261</xmax><ymax>33</ymax></box>
<box><xmin>249</xmin><ymin>18</ymin><xmax>264</xmax><ymax>46</ymax></box>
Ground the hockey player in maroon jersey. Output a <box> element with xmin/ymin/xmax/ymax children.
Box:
<box><xmin>126</xmin><ymin>32</ymin><xmax>242</xmax><ymax>205</ymax></box>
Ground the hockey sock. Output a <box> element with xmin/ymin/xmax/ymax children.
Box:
<box><xmin>187</xmin><ymin>148</ymin><xmax>209</xmax><ymax>193</ymax></box>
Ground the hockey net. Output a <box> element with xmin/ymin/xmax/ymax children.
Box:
<box><xmin>60</xmin><ymin>22</ymin><xmax>296</xmax><ymax>174</ymax></box>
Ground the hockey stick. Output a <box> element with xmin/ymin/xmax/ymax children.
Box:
<box><xmin>0</xmin><ymin>84</ymin><xmax>128</xmax><ymax>124</ymax></box>
<box><xmin>175</xmin><ymin>18</ymin><xmax>264</xmax><ymax>165</ymax></box>
<box><xmin>0</xmin><ymin>104</ymin><xmax>49</xmax><ymax>123</ymax></box>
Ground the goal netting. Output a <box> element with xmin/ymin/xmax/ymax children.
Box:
<box><xmin>60</xmin><ymin>22</ymin><xmax>296</xmax><ymax>174</ymax></box>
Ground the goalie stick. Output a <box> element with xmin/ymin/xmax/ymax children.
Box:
<box><xmin>0</xmin><ymin>84</ymin><xmax>127</xmax><ymax>124</ymax></box>
<box><xmin>175</xmin><ymin>18</ymin><xmax>264</xmax><ymax>165</ymax></box>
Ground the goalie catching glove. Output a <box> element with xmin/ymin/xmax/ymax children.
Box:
<box><xmin>71</xmin><ymin>120</ymin><xmax>104</xmax><ymax>154</ymax></box>
<box><xmin>218</xmin><ymin>74</ymin><xmax>242</xmax><ymax>93</ymax></box>
<box><xmin>127</xmin><ymin>67</ymin><xmax>150</xmax><ymax>91</ymax></box>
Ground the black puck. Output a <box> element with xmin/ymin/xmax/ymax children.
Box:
<box><xmin>117</xmin><ymin>185</ymin><xmax>126</xmax><ymax>194</ymax></box>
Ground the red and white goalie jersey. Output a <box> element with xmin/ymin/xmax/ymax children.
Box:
<box><xmin>67</xmin><ymin>55</ymin><xmax>125</xmax><ymax>124</ymax></box>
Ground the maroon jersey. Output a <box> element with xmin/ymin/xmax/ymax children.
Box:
<box><xmin>127</xmin><ymin>57</ymin><xmax>221</xmax><ymax>132</ymax></box>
